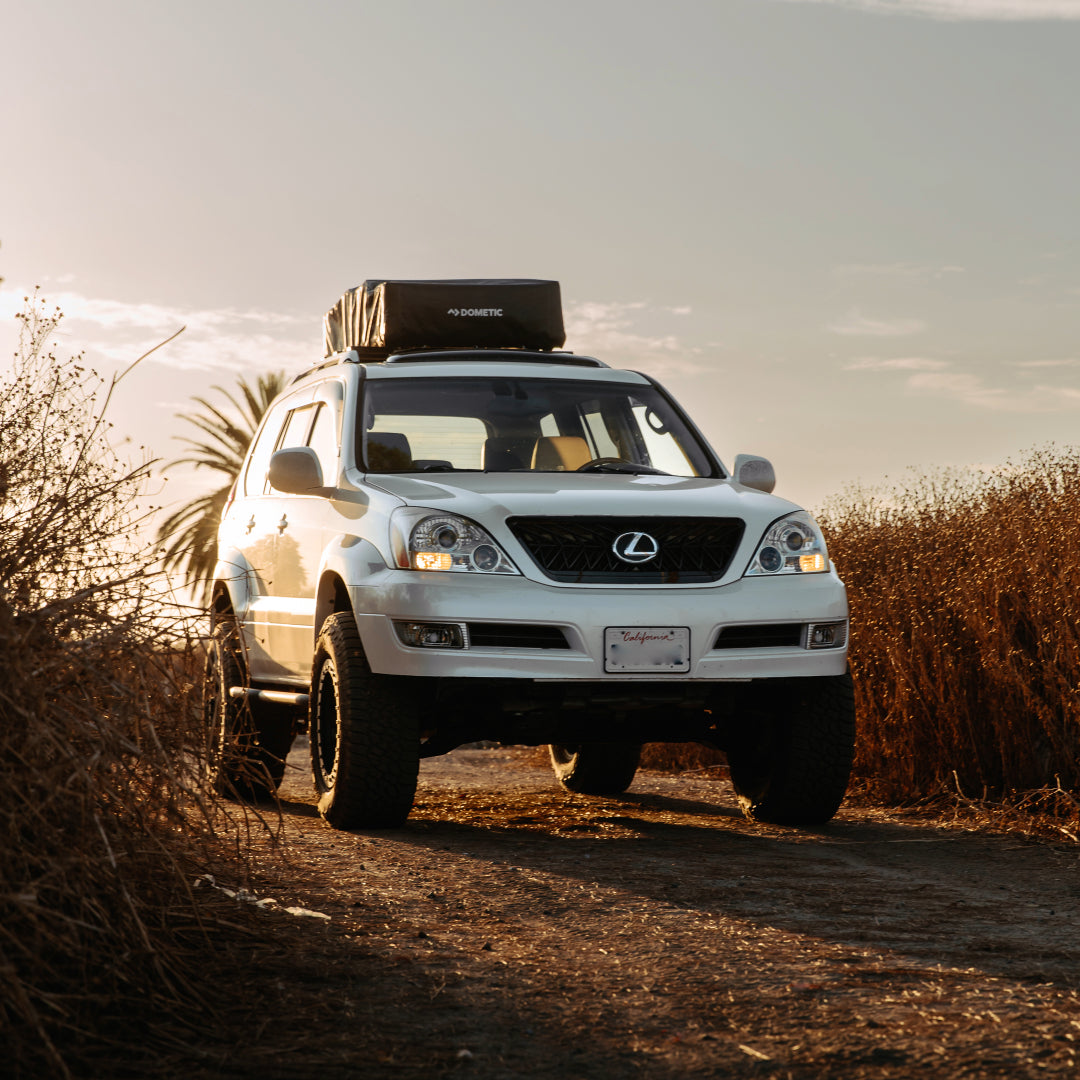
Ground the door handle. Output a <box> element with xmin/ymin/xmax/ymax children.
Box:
<box><xmin>277</xmin><ymin>515</ymin><xmax>289</xmax><ymax>534</ymax></box>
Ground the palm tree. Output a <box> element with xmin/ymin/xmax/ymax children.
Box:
<box><xmin>157</xmin><ymin>371</ymin><xmax>288</xmax><ymax>603</ymax></box>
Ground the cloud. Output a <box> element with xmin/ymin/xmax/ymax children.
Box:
<box><xmin>564</xmin><ymin>300</ymin><xmax>702</xmax><ymax>375</ymax></box>
<box><xmin>3</xmin><ymin>286</ymin><xmax>702</xmax><ymax>382</ymax></box>
<box><xmin>833</xmin><ymin>262</ymin><xmax>965</xmax><ymax>279</ymax></box>
<box><xmin>906</xmin><ymin>372</ymin><xmax>1080</xmax><ymax>412</ymax></box>
<box><xmin>828</xmin><ymin>310</ymin><xmax>926</xmax><ymax>337</ymax></box>
<box><xmin>0</xmin><ymin>285</ymin><xmax>316</xmax><ymax>374</ymax></box>
<box><xmin>785</xmin><ymin>0</ymin><xmax>1080</xmax><ymax>20</ymax></box>
<box><xmin>1016</xmin><ymin>358</ymin><xmax>1080</xmax><ymax>368</ymax></box>
<box><xmin>845</xmin><ymin>356</ymin><xmax>948</xmax><ymax>371</ymax></box>
<box><xmin>845</xmin><ymin>350</ymin><xmax>1080</xmax><ymax>411</ymax></box>
<box><xmin>906</xmin><ymin>371</ymin><xmax>1011</xmax><ymax>407</ymax></box>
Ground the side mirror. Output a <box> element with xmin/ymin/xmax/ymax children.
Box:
<box><xmin>733</xmin><ymin>454</ymin><xmax>776</xmax><ymax>494</ymax></box>
<box><xmin>268</xmin><ymin>447</ymin><xmax>326</xmax><ymax>495</ymax></box>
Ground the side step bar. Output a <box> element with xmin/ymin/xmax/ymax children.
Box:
<box><xmin>229</xmin><ymin>687</ymin><xmax>310</xmax><ymax>707</ymax></box>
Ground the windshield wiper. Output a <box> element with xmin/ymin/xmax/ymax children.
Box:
<box><xmin>414</xmin><ymin>465</ymin><xmax>482</xmax><ymax>472</ymax></box>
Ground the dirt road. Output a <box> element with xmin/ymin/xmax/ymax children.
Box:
<box><xmin>214</xmin><ymin>744</ymin><xmax>1080</xmax><ymax>1079</ymax></box>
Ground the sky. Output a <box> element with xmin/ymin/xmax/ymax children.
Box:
<box><xmin>3</xmin><ymin>0</ymin><xmax>1080</xmax><ymax>521</ymax></box>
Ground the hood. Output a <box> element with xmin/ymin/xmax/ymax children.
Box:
<box><xmin>367</xmin><ymin>471</ymin><xmax>802</xmax><ymax>527</ymax></box>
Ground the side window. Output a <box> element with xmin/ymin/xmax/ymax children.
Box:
<box><xmin>277</xmin><ymin>404</ymin><xmax>316</xmax><ymax>451</ymax></box>
<box><xmin>267</xmin><ymin>404</ymin><xmax>316</xmax><ymax>493</ymax></box>
<box><xmin>307</xmin><ymin>403</ymin><xmax>339</xmax><ymax>482</ymax></box>
<box><xmin>244</xmin><ymin>404</ymin><xmax>290</xmax><ymax>496</ymax></box>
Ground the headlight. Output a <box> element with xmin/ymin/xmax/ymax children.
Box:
<box><xmin>744</xmin><ymin>511</ymin><xmax>829</xmax><ymax>576</ymax></box>
<box><xmin>389</xmin><ymin>507</ymin><xmax>520</xmax><ymax>575</ymax></box>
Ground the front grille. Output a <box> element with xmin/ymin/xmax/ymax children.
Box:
<box><xmin>467</xmin><ymin>623</ymin><xmax>569</xmax><ymax>649</ymax></box>
<box><xmin>714</xmin><ymin>624</ymin><xmax>803</xmax><ymax>649</ymax></box>
<box><xmin>506</xmin><ymin>516</ymin><xmax>745</xmax><ymax>584</ymax></box>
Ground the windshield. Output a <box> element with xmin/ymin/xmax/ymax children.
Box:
<box><xmin>358</xmin><ymin>376</ymin><xmax>714</xmax><ymax>477</ymax></box>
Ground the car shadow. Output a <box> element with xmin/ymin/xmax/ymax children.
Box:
<box><xmin>274</xmin><ymin>743</ymin><xmax>1080</xmax><ymax>993</ymax></box>
<box><xmin>388</xmin><ymin>790</ymin><xmax>1080</xmax><ymax>993</ymax></box>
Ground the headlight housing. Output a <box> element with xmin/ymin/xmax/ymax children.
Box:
<box><xmin>389</xmin><ymin>507</ymin><xmax>520</xmax><ymax>575</ymax></box>
<box><xmin>744</xmin><ymin>511</ymin><xmax>830</xmax><ymax>576</ymax></box>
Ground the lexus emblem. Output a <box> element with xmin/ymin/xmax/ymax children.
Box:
<box><xmin>612</xmin><ymin>531</ymin><xmax>660</xmax><ymax>564</ymax></box>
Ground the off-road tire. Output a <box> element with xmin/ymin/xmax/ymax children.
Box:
<box><xmin>310</xmin><ymin>612</ymin><xmax>420</xmax><ymax>829</ymax></box>
<box><xmin>548</xmin><ymin>742</ymin><xmax>642</xmax><ymax>795</ymax></box>
<box><xmin>204</xmin><ymin>622</ymin><xmax>294</xmax><ymax>801</ymax></box>
<box><xmin>726</xmin><ymin>671</ymin><xmax>856</xmax><ymax>825</ymax></box>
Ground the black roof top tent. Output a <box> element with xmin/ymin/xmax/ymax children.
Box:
<box><xmin>323</xmin><ymin>279</ymin><xmax>566</xmax><ymax>359</ymax></box>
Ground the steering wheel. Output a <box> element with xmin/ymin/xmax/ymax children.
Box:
<box><xmin>576</xmin><ymin>457</ymin><xmax>630</xmax><ymax>472</ymax></box>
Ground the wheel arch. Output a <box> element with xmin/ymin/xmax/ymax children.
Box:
<box><xmin>314</xmin><ymin>570</ymin><xmax>352</xmax><ymax>643</ymax></box>
<box><xmin>210</xmin><ymin>581</ymin><xmax>234</xmax><ymax>622</ymax></box>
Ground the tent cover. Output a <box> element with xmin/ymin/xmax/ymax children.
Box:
<box><xmin>323</xmin><ymin>279</ymin><xmax>565</xmax><ymax>357</ymax></box>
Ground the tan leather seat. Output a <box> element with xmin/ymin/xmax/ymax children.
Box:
<box><xmin>531</xmin><ymin>435</ymin><xmax>592</xmax><ymax>472</ymax></box>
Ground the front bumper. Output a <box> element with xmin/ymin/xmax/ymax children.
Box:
<box><xmin>351</xmin><ymin>568</ymin><xmax>848</xmax><ymax>681</ymax></box>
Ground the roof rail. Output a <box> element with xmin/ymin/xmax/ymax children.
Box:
<box><xmin>290</xmin><ymin>347</ymin><xmax>389</xmax><ymax>385</ymax></box>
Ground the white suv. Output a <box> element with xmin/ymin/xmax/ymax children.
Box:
<box><xmin>204</xmin><ymin>280</ymin><xmax>853</xmax><ymax>830</ymax></box>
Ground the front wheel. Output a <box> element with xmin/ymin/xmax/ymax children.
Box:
<box><xmin>548</xmin><ymin>742</ymin><xmax>641</xmax><ymax>795</ymax></box>
<box><xmin>726</xmin><ymin>672</ymin><xmax>856</xmax><ymax>825</ymax></box>
<box><xmin>310</xmin><ymin>612</ymin><xmax>420</xmax><ymax>829</ymax></box>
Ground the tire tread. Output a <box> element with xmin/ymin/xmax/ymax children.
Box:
<box><xmin>729</xmin><ymin>672</ymin><xmax>856</xmax><ymax>825</ymax></box>
<box><xmin>549</xmin><ymin>742</ymin><xmax>641</xmax><ymax>796</ymax></box>
<box><xmin>312</xmin><ymin>612</ymin><xmax>419</xmax><ymax>829</ymax></box>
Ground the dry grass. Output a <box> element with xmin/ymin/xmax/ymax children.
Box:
<box><xmin>0</xmin><ymin>295</ymin><xmax>275</xmax><ymax>1077</ymax></box>
<box><xmin>640</xmin><ymin>742</ymin><xmax>726</xmax><ymax>776</ymax></box>
<box><xmin>819</xmin><ymin>449</ymin><xmax>1080</xmax><ymax>831</ymax></box>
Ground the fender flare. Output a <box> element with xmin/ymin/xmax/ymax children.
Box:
<box><xmin>210</xmin><ymin>548</ymin><xmax>258</xmax><ymax>622</ymax></box>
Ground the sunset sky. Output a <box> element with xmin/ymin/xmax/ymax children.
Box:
<box><xmin>3</xmin><ymin>0</ymin><xmax>1080</xmax><ymax>518</ymax></box>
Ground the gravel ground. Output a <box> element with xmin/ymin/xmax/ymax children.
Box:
<box><xmin>193</xmin><ymin>742</ymin><xmax>1080</xmax><ymax>1079</ymax></box>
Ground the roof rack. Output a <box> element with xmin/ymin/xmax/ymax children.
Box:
<box><xmin>385</xmin><ymin>349</ymin><xmax>607</xmax><ymax>368</ymax></box>
<box><xmin>290</xmin><ymin>347</ymin><xmax>608</xmax><ymax>386</ymax></box>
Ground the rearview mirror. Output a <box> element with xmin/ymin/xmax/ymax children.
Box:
<box><xmin>733</xmin><ymin>454</ymin><xmax>776</xmax><ymax>494</ymax></box>
<box><xmin>268</xmin><ymin>447</ymin><xmax>326</xmax><ymax>495</ymax></box>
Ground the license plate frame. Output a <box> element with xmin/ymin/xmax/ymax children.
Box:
<box><xmin>604</xmin><ymin>627</ymin><xmax>691</xmax><ymax>674</ymax></box>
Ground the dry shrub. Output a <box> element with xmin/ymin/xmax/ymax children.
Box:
<box><xmin>0</xmin><ymin>295</ymin><xmax>263</xmax><ymax>1076</ymax></box>
<box><xmin>821</xmin><ymin>449</ymin><xmax>1080</xmax><ymax>812</ymax></box>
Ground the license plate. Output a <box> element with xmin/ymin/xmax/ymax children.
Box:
<box><xmin>604</xmin><ymin>627</ymin><xmax>690</xmax><ymax>673</ymax></box>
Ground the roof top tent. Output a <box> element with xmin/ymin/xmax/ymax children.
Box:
<box><xmin>323</xmin><ymin>279</ymin><xmax>566</xmax><ymax>359</ymax></box>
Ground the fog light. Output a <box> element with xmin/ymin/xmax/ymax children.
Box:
<box><xmin>807</xmin><ymin>621</ymin><xmax>848</xmax><ymax>649</ymax></box>
<box><xmin>394</xmin><ymin>622</ymin><xmax>468</xmax><ymax>649</ymax></box>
